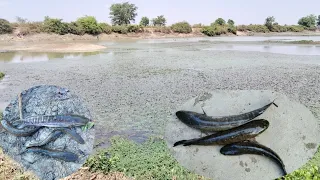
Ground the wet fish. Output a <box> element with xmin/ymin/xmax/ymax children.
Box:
<box><xmin>26</xmin><ymin>147</ymin><xmax>79</xmax><ymax>162</ymax></box>
<box><xmin>174</xmin><ymin>119</ymin><xmax>269</xmax><ymax>147</ymax></box>
<box><xmin>26</xmin><ymin>128</ymin><xmax>84</xmax><ymax>148</ymax></box>
<box><xmin>26</xmin><ymin>130</ymin><xmax>63</xmax><ymax>148</ymax></box>
<box><xmin>59</xmin><ymin>128</ymin><xmax>85</xmax><ymax>144</ymax></box>
<box><xmin>1</xmin><ymin>120</ymin><xmax>41</xmax><ymax>137</ymax></box>
<box><xmin>220</xmin><ymin>141</ymin><xmax>287</xmax><ymax>176</ymax></box>
<box><xmin>15</xmin><ymin>114</ymin><xmax>90</xmax><ymax>129</ymax></box>
<box><xmin>176</xmin><ymin>100</ymin><xmax>277</xmax><ymax>132</ymax></box>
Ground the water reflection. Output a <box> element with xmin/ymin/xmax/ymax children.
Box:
<box><xmin>202</xmin><ymin>45</ymin><xmax>320</xmax><ymax>56</ymax></box>
<box><xmin>0</xmin><ymin>51</ymin><xmax>102</xmax><ymax>63</ymax></box>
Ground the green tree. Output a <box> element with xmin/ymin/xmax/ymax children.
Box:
<box><xmin>214</xmin><ymin>18</ymin><xmax>226</xmax><ymax>25</ymax></box>
<box><xmin>152</xmin><ymin>15</ymin><xmax>166</xmax><ymax>26</ymax></box>
<box><xmin>76</xmin><ymin>16</ymin><xmax>102</xmax><ymax>35</ymax></box>
<box><xmin>298</xmin><ymin>14</ymin><xmax>317</xmax><ymax>28</ymax></box>
<box><xmin>317</xmin><ymin>15</ymin><xmax>320</xmax><ymax>26</ymax></box>
<box><xmin>171</xmin><ymin>21</ymin><xmax>192</xmax><ymax>33</ymax></box>
<box><xmin>227</xmin><ymin>19</ymin><xmax>235</xmax><ymax>26</ymax></box>
<box><xmin>140</xmin><ymin>17</ymin><xmax>149</xmax><ymax>26</ymax></box>
<box><xmin>264</xmin><ymin>16</ymin><xmax>276</xmax><ymax>30</ymax></box>
<box><xmin>109</xmin><ymin>2</ymin><xmax>138</xmax><ymax>25</ymax></box>
<box><xmin>0</xmin><ymin>19</ymin><xmax>13</xmax><ymax>34</ymax></box>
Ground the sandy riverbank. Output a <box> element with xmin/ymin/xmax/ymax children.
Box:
<box><xmin>1</xmin><ymin>43</ymin><xmax>107</xmax><ymax>53</ymax></box>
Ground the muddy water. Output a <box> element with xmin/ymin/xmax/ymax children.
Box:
<box><xmin>0</xmin><ymin>37</ymin><xmax>320</xmax><ymax>149</ymax></box>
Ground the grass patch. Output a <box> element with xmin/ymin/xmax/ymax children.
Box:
<box><xmin>0</xmin><ymin>72</ymin><xmax>4</xmax><ymax>80</ymax></box>
<box><xmin>84</xmin><ymin>136</ymin><xmax>207</xmax><ymax>180</ymax></box>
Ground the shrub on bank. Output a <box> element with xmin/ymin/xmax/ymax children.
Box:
<box><xmin>171</xmin><ymin>21</ymin><xmax>192</xmax><ymax>33</ymax></box>
<box><xmin>112</xmin><ymin>25</ymin><xmax>128</xmax><ymax>34</ymax></box>
<box><xmin>286</xmin><ymin>25</ymin><xmax>304</xmax><ymax>32</ymax></box>
<box><xmin>98</xmin><ymin>23</ymin><xmax>112</xmax><ymax>34</ymax></box>
<box><xmin>127</xmin><ymin>25</ymin><xmax>142</xmax><ymax>33</ymax></box>
<box><xmin>43</xmin><ymin>16</ymin><xmax>68</xmax><ymax>35</ymax></box>
<box><xmin>154</xmin><ymin>26</ymin><xmax>171</xmax><ymax>33</ymax></box>
<box><xmin>201</xmin><ymin>25</ymin><xmax>229</xmax><ymax>36</ymax></box>
<box><xmin>76</xmin><ymin>16</ymin><xmax>102</xmax><ymax>35</ymax></box>
<box><xmin>67</xmin><ymin>22</ymin><xmax>85</xmax><ymax>35</ymax></box>
<box><xmin>0</xmin><ymin>19</ymin><xmax>13</xmax><ymax>34</ymax></box>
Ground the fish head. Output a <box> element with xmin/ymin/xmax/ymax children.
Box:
<box><xmin>220</xmin><ymin>144</ymin><xmax>239</xmax><ymax>155</ymax></box>
<box><xmin>175</xmin><ymin>111</ymin><xmax>196</xmax><ymax>124</ymax></box>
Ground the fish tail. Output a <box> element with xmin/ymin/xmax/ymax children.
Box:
<box><xmin>272</xmin><ymin>98</ymin><xmax>278</xmax><ymax>107</ymax></box>
<box><xmin>173</xmin><ymin>140</ymin><xmax>188</xmax><ymax>147</ymax></box>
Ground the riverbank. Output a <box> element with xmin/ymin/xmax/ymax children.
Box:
<box><xmin>1</xmin><ymin>30</ymin><xmax>320</xmax><ymax>44</ymax></box>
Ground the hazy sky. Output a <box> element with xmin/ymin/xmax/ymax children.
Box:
<box><xmin>0</xmin><ymin>0</ymin><xmax>319</xmax><ymax>25</ymax></box>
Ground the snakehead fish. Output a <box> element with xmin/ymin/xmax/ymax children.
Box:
<box><xmin>1</xmin><ymin>120</ymin><xmax>42</xmax><ymax>137</ymax></box>
<box><xmin>174</xmin><ymin>119</ymin><xmax>269</xmax><ymax>147</ymax></box>
<box><xmin>14</xmin><ymin>114</ymin><xmax>90</xmax><ymax>129</ymax></box>
<box><xmin>176</xmin><ymin>100</ymin><xmax>277</xmax><ymax>132</ymax></box>
<box><xmin>26</xmin><ymin>128</ymin><xmax>84</xmax><ymax>148</ymax></box>
<box><xmin>25</xmin><ymin>147</ymin><xmax>79</xmax><ymax>162</ymax></box>
<box><xmin>220</xmin><ymin>141</ymin><xmax>287</xmax><ymax>176</ymax></box>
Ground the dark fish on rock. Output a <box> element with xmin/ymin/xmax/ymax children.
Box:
<box><xmin>14</xmin><ymin>114</ymin><xmax>90</xmax><ymax>129</ymax></box>
<box><xmin>220</xmin><ymin>141</ymin><xmax>287</xmax><ymax>176</ymax></box>
<box><xmin>1</xmin><ymin>120</ymin><xmax>42</xmax><ymax>137</ymax></box>
<box><xmin>174</xmin><ymin>119</ymin><xmax>269</xmax><ymax>147</ymax></box>
<box><xmin>26</xmin><ymin>147</ymin><xmax>79</xmax><ymax>162</ymax></box>
<box><xmin>176</xmin><ymin>100</ymin><xmax>277</xmax><ymax>132</ymax></box>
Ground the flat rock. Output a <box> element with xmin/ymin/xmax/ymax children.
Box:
<box><xmin>0</xmin><ymin>85</ymin><xmax>95</xmax><ymax>180</ymax></box>
<box><xmin>165</xmin><ymin>90</ymin><xmax>320</xmax><ymax>180</ymax></box>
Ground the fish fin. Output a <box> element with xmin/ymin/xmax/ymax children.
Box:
<box><xmin>173</xmin><ymin>140</ymin><xmax>187</xmax><ymax>147</ymax></box>
<box><xmin>201</xmin><ymin>107</ymin><xmax>207</xmax><ymax>116</ymax></box>
<box><xmin>272</xmin><ymin>98</ymin><xmax>278</xmax><ymax>107</ymax></box>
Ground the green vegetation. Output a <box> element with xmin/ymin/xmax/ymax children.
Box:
<box><xmin>43</xmin><ymin>16</ymin><xmax>68</xmax><ymax>35</ymax></box>
<box><xmin>76</xmin><ymin>16</ymin><xmax>102</xmax><ymax>35</ymax></box>
<box><xmin>109</xmin><ymin>2</ymin><xmax>138</xmax><ymax>25</ymax></box>
<box><xmin>98</xmin><ymin>23</ymin><xmax>112</xmax><ymax>34</ymax></box>
<box><xmin>0</xmin><ymin>72</ymin><xmax>4</xmax><ymax>80</ymax></box>
<box><xmin>171</xmin><ymin>21</ymin><xmax>192</xmax><ymax>33</ymax></box>
<box><xmin>85</xmin><ymin>136</ymin><xmax>207</xmax><ymax>179</ymax></box>
<box><xmin>283</xmin><ymin>165</ymin><xmax>320</xmax><ymax>179</ymax></box>
<box><xmin>0</xmin><ymin>3</ymin><xmax>319</xmax><ymax>37</ymax></box>
<box><xmin>152</xmin><ymin>15</ymin><xmax>166</xmax><ymax>26</ymax></box>
<box><xmin>140</xmin><ymin>17</ymin><xmax>149</xmax><ymax>26</ymax></box>
<box><xmin>298</xmin><ymin>14</ymin><xmax>317</xmax><ymax>28</ymax></box>
<box><xmin>0</xmin><ymin>19</ymin><xmax>13</xmax><ymax>34</ymax></box>
<box><xmin>265</xmin><ymin>16</ymin><xmax>276</xmax><ymax>31</ymax></box>
<box><xmin>201</xmin><ymin>18</ymin><xmax>236</xmax><ymax>36</ymax></box>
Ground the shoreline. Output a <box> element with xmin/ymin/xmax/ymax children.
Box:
<box><xmin>0</xmin><ymin>31</ymin><xmax>320</xmax><ymax>53</ymax></box>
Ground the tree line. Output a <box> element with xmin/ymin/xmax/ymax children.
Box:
<box><xmin>0</xmin><ymin>2</ymin><xmax>319</xmax><ymax>36</ymax></box>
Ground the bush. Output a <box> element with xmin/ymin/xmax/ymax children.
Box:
<box><xmin>286</xmin><ymin>25</ymin><xmax>304</xmax><ymax>32</ymax></box>
<box><xmin>201</xmin><ymin>25</ymin><xmax>228</xmax><ymax>36</ymax></box>
<box><xmin>98</xmin><ymin>23</ymin><xmax>112</xmax><ymax>34</ymax></box>
<box><xmin>171</xmin><ymin>21</ymin><xmax>192</xmax><ymax>33</ymax></box>
<box><xmin>0</xmin><ymin>19</ymin><xmax>13</xmax><ymax>34</ymax></box>
<box><xmin>76</xmin><ymin>16</ymin><xmax>102</xmax><ymax>35</ymax></box>
<box><xmin>111</xmin><ymin>25</ymin><xmax>128</xmax><ymax>34</ymax></box>
<box><xmin>298</xmin><ymin>14</ymin><xmax>317</xmax><ymax>28</ymax></box>
<box><xmin>282</xmin><ymin>165</ymin><xmax>320</xmax><ymax>180</ymax></box>
<box><xmin>236</xmin><ymin>24</ymin><xmax>269</xmax><ymax>33</ymax></box>
<box><xmin>227</xmin><ymin>25</ymin><xmax>237</xmax><ymax>34</ymax></box>
<box><xmin>42</xmin><ymin>16</ymin><xmax>68</xmax><ymax>35</ymax></box>
<box><xmin>67</xmin><ymin>22</ymin><xmax>85</xmax><ymax>35</ymax></box>
<box><xmin>18</xmin><ymin>22</ymin><xmax>44</xmax><ymax>35</ymax></box>
<box><xmin>154</xmin><ymin>26</ymin><xmax>171</xmax><ymax>33</ymax></box>
<box><xmin>127</xmin><ymin>24</ymin><xmax>142</xmax><ymax>33</ymax></box>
